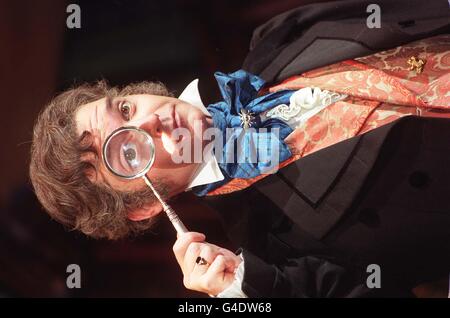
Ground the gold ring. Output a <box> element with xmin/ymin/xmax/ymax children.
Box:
<box><xmin>195</xmin><ymin>256</ymin><xmax>208</xmax><ymax>266</ymax></box>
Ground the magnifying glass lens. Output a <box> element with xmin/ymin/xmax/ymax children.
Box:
<box><xmin>102</xmin><ymin>126</ymin><xmax>187</xmax><ymax>234</ymax></box>
<box><xmin>104</xmin><ymin>128</ymin><xmax>155</xmax><ymax>178</ymax></box>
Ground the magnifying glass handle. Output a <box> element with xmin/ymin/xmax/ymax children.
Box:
<box><xmin>163</xmin><ymin>204</ymin><xmax>188</xmax><ymax>234</ymax></box>
<box><xmin>142</xmin><ymin>175</ymin><xmax>188</xmax><ymax>234</ymax></box>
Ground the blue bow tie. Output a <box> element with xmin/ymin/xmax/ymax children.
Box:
<box><xmin>192</xmin><ymin>70</ymin><xmax>294</xmax><ymax>196</ymax></box>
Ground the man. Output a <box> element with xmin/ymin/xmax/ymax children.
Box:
<box><xmin>30</xmin><ymin>73</ymin><xmax>450</xmax><ymax>297</ymax></box>
<box><xmin>30</xmin><ymin>1</ymin><xmax>450</xmax><ymax>297</ymax></box>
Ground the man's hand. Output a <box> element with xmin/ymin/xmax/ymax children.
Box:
<box><xmin>173</xmin><ymin>232</ymin><xmax>242</xmax><ymax>296</ymax></box>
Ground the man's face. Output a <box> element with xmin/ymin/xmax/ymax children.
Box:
<box><xmin>75</xmin><ymin>94</ymin><xmax>211</xmax><ymax>202</ymax></box>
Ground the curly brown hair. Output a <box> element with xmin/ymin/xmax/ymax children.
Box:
<box><xmin>29</xmin><ymin>80</ymin><xmax>172</xmax><ymax>240</ymax></box>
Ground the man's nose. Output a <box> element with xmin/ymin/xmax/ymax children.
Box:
<box><xmin>135</xmin><ymin>114</ymin><xmax>162</xmax><ymax>138</ymax></box>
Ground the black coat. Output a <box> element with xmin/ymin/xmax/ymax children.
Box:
<box><xmin>204</xmin><ymin>116</ymin><xmax>450</xmax><ymax>297</ymax></box>
<box><xmin>243</xmin><ymin>0</ymin><xmax>450</xmax><ymax>84</ymax></box>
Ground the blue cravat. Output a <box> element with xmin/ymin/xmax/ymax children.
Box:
<box><xmin>192</xmin><ymin>70</ymin><xmax>295</xmax><ymax>196</ymax></box>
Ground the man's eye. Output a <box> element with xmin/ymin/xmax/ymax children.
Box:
<box><xmin>119</xmin><ymin>101</ymin><xmax>132</xmax><ymax>121</ymax></box>
<box><xmin>122</xmin><ymin>143</ymin><xmax>139</xmax><ymax>169</ymax></box>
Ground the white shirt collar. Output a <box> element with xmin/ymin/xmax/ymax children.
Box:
<box><xmin>178</xmin><ymin>79</ymin><xmax>224</xmax><ymax>190</ymax></box>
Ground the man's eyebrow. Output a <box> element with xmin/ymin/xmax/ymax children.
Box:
<box><xmin>95</xmin><ymin>96</ymin><xmax>113</xmax><ymax>161</ymax></box>
<box><xmin>105</xmin><ymin>96</ymin><xmax>113</xmax><ymax>113</ymax></box>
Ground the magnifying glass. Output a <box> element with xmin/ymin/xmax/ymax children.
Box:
<box><xmin>102</xmin><ymin>126</ymin><xmax>188</xmax><ymax>234</ymax></box>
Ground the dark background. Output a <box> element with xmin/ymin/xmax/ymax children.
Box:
<box><xmin>0</xmin><ymin>0</ymin><xmax>331</xmax><ymax>297</ymax></box>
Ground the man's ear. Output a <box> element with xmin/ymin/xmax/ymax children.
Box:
<box><xmin>127</xmin><ymin>202</ymin><xmax>163</xmax><ymax>221</ymax></box>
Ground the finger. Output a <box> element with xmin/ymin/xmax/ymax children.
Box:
<box><xmin>173</xmin><ymin>232</ymin><xmax>206</xmax><ymax>265</ymax></box>
<box><xmin>206</xmin><ymin>255</ymin><xmax>227</xmax><ymax>278</ymax></box>
<box><xmin>223</xmin><ymin>256</ymin><xmax>239</xmax><ymax>273</ymax></box>
<box><xmin>202</xmin><ymin>255</ymin><xmax>235</xmax><ymax>295</ymax></box>
<box><xmin>210</xmin><ymin>247</ymin><xmax>240</xmax><ymax>272</ymax></box>
<box><xmin>198</xmin><ymin>244</ymin><xmax>217</xmax><ymax>266</ymax></box>
<box><xmin>183</xmin><ymin>242</ymin><xmax>203</xmax><ymax>275</ymax></box>
<box><xmin>199</xmin><ymin>243</ymin><xmax>240</xmax><ymax>272</ymax></box>
<box><xmin>183</xmin><ymin>243</ymin><xmax>218</xmax><ymax>290</ymax></box>
<box><xmin>185</xmin><ymin>243</ymin><xmax>216</xmax><ymax>275</ymax></box>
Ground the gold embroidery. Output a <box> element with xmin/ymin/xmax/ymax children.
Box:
<box><xmin>407</xmin><ymin>56</ymin><xmax>426</xmax><ymax>74</ymax></box>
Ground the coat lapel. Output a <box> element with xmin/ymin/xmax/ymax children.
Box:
<box><xmin>255</xmin><ymin>118</ymin><xmax>400</xmax><ymax>239</ymax></box>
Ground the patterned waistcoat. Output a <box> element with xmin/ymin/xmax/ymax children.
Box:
<box><xmin>207</xmin><ymin>35</ymin><xmax>450</xmax><ymax>196</ymax></box>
